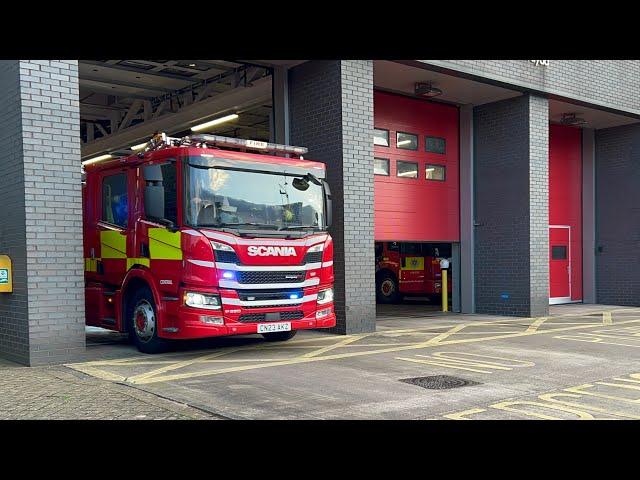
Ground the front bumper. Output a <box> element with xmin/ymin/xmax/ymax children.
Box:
<box><xmin>160</xmin><ymin>286</ymin><xmax>336</xmax><ymax>339</ymax></box>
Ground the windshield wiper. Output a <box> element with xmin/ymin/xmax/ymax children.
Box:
<box><xmin>220</xmin><ymin>222</ymin><xmax>280</xmax><ymax>230</ymax></box>
<box><xmin>278</xmin><ymin>225</ymin><xmax>320</xmax><ymax>231</ymax></box>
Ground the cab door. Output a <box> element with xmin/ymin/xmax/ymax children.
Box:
<box><xmin>96</xmin><ymin>169</ymin><xmax>133</xmax><ymax>288</ymax></box>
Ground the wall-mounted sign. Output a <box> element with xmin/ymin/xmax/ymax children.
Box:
<box><xmin>0</xmin><ymin>255</ymin><xmax>12</xmax><ymax>293</ymax></box>
<box><xmin>530</xmin><ymin>60</ymin><xmax>550</xmax><ymax>67</ymax></box>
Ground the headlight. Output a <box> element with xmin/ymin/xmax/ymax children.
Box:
<box><xmin>184</xmin><ymin>292</ymin><xmax>221</xmax><ymax>310</ymax></box>
<box><xmin>307</xmin><ymin>242</ymin><xmax>324</xmax><ymax>253</ymax></box>
<box><xmin>317</xmin><ymin>288</ymin><xmax>334</xmax><ymax>305</ymax></box>
<box><xmin>210</xmin><ymin>241</ymin><xmax>234</xmax><ymax>252</ymax></box>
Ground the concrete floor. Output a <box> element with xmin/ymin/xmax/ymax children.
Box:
<box><xmin>66</xmin><ymin>303</ymin><xmax>640</xmax><ymax>419</ymax></box>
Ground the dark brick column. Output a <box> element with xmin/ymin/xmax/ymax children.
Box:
<box><xmin>288</xmin><ymin>60</ymin><xmax>376</xmax><ymax>334</ymax></box>
<box><xmin>0</xmin><ymin>60</ymin><xmax>85</xmax><ymax>365</ymax></box>
<box><xmin>595</xmin><ymin>122</ymin><xmax>640</xmax><ymax>305</ymax></box>
<box><xmin>473</xmin><ymin>94</ymin><xmax>549</xmax><ymax>317</ymax></box>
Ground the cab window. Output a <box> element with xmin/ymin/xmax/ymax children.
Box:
<box><xmin>160</xmin><ymin>162</ymin><xmax>178</xmax><ymax>224</ymax></box>
<box><xmin>102</xmin><ymin>173</ymin><xmax>128</xmax><ymax>228</ymax></box>
<box><xmin>401</xmin><ymin>243</ymin><xmax>423</xmax><ymax>255</ymax></box>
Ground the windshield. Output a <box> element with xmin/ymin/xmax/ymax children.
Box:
<box><xmin>186</xmin><ymin>161</ymin><xmax>325</xmax><ymax>231</ymax></box>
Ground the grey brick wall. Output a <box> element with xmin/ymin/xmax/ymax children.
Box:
<box><xmin>528</xmin><ymin>96</ymin><xmax>550</xmax><ymax>316</ymax></box>
<box><xmin>289</xmin><ymin>60</ymin><xmax>376</xmax><ymax>334</ymax></box>
<box><xmin>420</xmin><ymin>60</ymin><xmax>640</xmax><ymax>116</ymax></box>
<box><xmin>0</xmin><ymin>61</ymin><xmax>29</xmax><ymax>364</ymax></box>
<box><xmin>0</xmin><ymin>60</ymin><xmax>85</xmax><ymax>365</ymax></box>
<box><xmin>473</xmin><ymin>94</ymin><xmax>549</xmax><ymax>317</ymax></box>
<box><xmin>595</xmin><ymin>122</ymin><xmax>640</xmax><ymax>305</ymax></box>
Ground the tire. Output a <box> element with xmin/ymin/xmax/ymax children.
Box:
<box><xmin>261</xmin><ymin>330</ymin><xmax>298</xmax><ymax>342</ymax></box>
<box><xmin>127</xmin><ymin>286</ymin><xmax>169</xmax><ymax>354</ymax></box>
<box><xmin>376</xmin><ymin>272</ymin><xmax>400</xmax><ymax>304</ymax></box>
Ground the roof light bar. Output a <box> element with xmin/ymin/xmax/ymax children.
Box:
<box><xmin>188</xmin><ymin>134</ymin><xmax>309</xmax><ymax>156</ymax></box>
<box><xmin>131</xmin><ymin>142</ymin><xmax>148</xmax><ymax>151</ymax></box>
<box><xmin>82</xmin><ymin>154</ymin><xmax>112</xmax><ymax>166</ymax></box>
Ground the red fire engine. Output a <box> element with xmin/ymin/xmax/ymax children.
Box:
<box><xmin>82</xmin><ymin>133</ymin><xmax>336</xmax><ymax>353</ymax></box>
<box><xmin>375</xmin><ymin>241</ymin><xmax>451</xmax><ymax>304</ymax></box>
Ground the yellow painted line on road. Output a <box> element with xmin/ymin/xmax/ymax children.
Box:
<box><xmin>398</xmin><ymin>352</ymin><xmax>533</xmax><ymax>374</ymax></box>
<box><xmin>69</xmin><ymin>364</ymin><xmax>128</xmax><ymax>382</ymax></box>
<box><xmin>301</xmin><ymin>334</ymin><xmax>370</xmax><ymax>358</ymax></box>
<box><xmin>488</xmin><ymin>400</ymin><xmax>596</xmax><ymax>420</ymax></box>
<box><xmin>126</xmin><ymin>348</ymin><xmax>246</xmax><ymax>383</ymax></box>
<box><xmin>538</xmin><ymin>392</ymin><xmax>640</xmax><ymax>420</ymax></box>
<box><xmin>424</xmin><ymin>324</ymin><xmax>468</xmax><ymax>345</ymax></box>
<box><xmin>525</xmin><ymin>317</ymin><xmax>549</xmax><ymax>333</ymax></box>
<box><xmin>603</xmin><ymin>311</ymin><xmax>613</xmax><ymax>325</ymax></box>
<box><xmin>124</xmin><ymin>317</ymin><xmax>640</xmax><ymax>385</ymax></box>
<box><xmin>443</xmin><ymin>408</ymin><xmax>487</xmax><ymax>420</ymax></box>
<box><xmin>395</xmin><ymin>356</ymin><xmax>495</xmax><ymax>373</ymax></box>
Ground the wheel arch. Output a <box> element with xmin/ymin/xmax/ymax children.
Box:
<box><xmin>376</xmin><ymin>268</ymin><xmax>397</xmax><ymax>283</ymax></box>
<box><xmin>121</xmin><ymin>268</ymin><xmax>162</xmax><ymax>333</ymax></box>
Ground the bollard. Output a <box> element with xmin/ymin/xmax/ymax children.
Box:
<box><xmin>442</xmin><ymin>269</ymin><xmax>448</xmax><ymax>312</ymax></box>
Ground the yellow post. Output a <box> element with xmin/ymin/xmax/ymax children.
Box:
<box><xmin>442</xmin><ymin>269</ymin><xmax>448</xmax><ymax>312</ymax></box>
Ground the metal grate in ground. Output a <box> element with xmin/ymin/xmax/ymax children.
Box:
<box><xmin>400</xmin><ymin>375</ymin><xmax>480</xmax><ymax>390</ymax></box>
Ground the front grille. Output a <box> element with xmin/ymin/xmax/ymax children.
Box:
<box><xmin>239</xmin><ymin>311</ymin><xmax>304</xmax><ymax>323</ymax></box>
<box><xmin>215</xmin><ymin>250</ymin><xmax>239</xmax><ymax>264</ymax></box>
<box><xmin>236</xmin><ymin>270</ymin><xmax>306</xmax><ymax>284</ymax></box>
<box><xmin>237</xmin><ymin>289</ymin><xmax>304</xmax><ymax>301</ymax></box>
<box><xmin>304</xmin><ymin>251</ymin><xmax>323</xmax><ymax>264</ymax></box>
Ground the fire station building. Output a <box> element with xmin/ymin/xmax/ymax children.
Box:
<box><xmin>1</xmin><ymin>59</ymin><xmax>640</xmax><ymax>365</ymax></box>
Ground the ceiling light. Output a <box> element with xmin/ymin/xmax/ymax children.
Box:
<box><xmin>131</xmin><ymin>142</ymin><xmax>148</xmax><ymax>151</ymax></box>
<box><xmin>415</xmin><ymin>82</ymin><xmax>443</xmax><ymax>98</ymax></box>
<box><xmin>82</xmin><ymin>154</ymin><xmax>112</xmax><ymax>166</ymax></box>
<box><xmin>191</xmin><ymin>114</ymin><xmax>239</xmax><ymax>132</ymax></box>
<box><xmin>397</xmin><ymin>139</ymin><xmax>411</xmax><ymax>146</ymax></box>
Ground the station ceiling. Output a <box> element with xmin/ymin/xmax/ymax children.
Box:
<box><xmin>79</xmin><ymin>60</ymin><xmax>274</xmax><ymax>155</ymax></box>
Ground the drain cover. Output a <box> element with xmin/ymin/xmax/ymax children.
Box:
<box><xmin>400</xmin><ymin>375</ymin><xmax>480</xmax><ymax>390</ymax></box>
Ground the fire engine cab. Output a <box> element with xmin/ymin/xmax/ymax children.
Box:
<box><xmin>82</xmin><ymin>133</ymin><xmax>336</xmax><ymax>353</ymax></box>
<box><xmin>375</xmin><ymin>241</ymin><xmax>452</xmax><ymax>304</ymax></box>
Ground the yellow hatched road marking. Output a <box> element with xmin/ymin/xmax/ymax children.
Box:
<box><xmin>121</xmin><ymin>317</ymin><xmax>640</xmax><ymax>385</ymax></box>
<box><xmin>68</xmin><ymin>311</ymin><xmax>640</xmax><ymax>385</ymax></box>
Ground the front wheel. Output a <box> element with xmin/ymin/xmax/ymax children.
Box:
<box><xmin>127</xmin><ymin>286</ymin><xmax>169</xmax><ymax>354</ymax></box>
<box><xmin>376</xmin><ymin>272</ymin><xmax>400</xmax><ymax>304</ymax></box>
<box><xmin>261</xmin><ymin>330</ymin><xmax>298</xmax><ymax>342</ymax></box>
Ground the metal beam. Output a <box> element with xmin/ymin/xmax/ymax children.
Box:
<box><xmin>81</xmin><ymin>60</ymin><xmax>202</xmax><ymax>83</ymax></box>
<box><xmin>82</xmin><ymin>76</ymin><xmax>272</xmax><ymax>159</ymax></box>
<box><xmin>80</xmin><ymin>76</ymin><xmax>176</xmax><ymax>93</ymax></box>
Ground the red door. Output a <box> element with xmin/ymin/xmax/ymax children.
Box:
<box><xmin>549</xmin><ymin>227</ymin><xmax>571</xmax><ymax>303</ymax></box>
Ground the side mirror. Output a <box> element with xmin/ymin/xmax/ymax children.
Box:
<box><xmin>143</xmin><ymin>165</ymin><xmax>165</xmax><ymax>221</ymax></box>
<box><xmin>323</xmin><ymin>180</ymin><xmax>332</xmax><ymax>228</ymax></box>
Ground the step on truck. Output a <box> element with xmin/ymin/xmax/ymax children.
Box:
<box><xmin>82</xmin><ymin>133</ymin><xmax>336</xmax><ymax>353</ymax></box>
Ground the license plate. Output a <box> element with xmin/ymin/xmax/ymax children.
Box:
<box><xmin>257</xmin><ymin>322</ymin><xmax>291</xmax><ymax>334</ymax></box>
